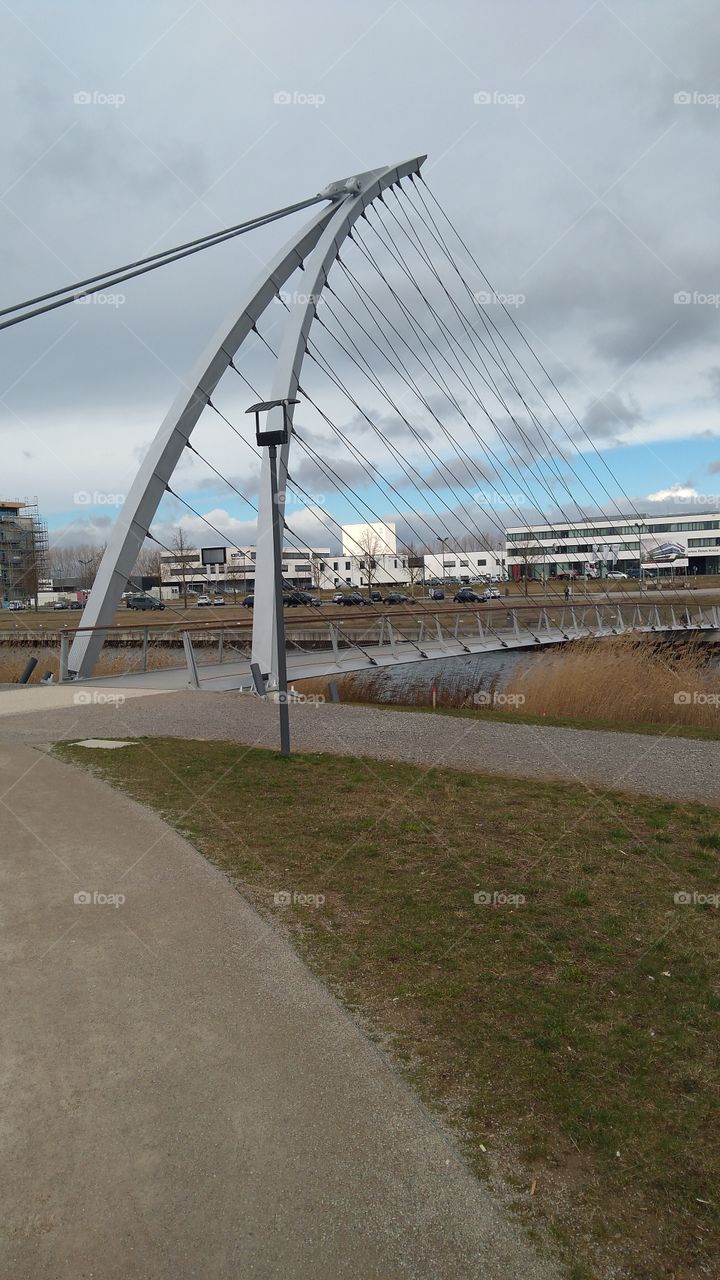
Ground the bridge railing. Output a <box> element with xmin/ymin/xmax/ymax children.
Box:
<box><xmin>50</xmin><ymin>598</ymin><xmax>720</xmax><ymax>682</ymax></box>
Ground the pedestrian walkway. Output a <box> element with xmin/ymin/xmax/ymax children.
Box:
<box><xmin>0</xmin><ymin>742</ymin><xmax>559</xmax><ymax>1280</ymax></box>
<box><xmin>1</xmin><ymin>689</ymin><xmax>718</xmax><ymax>807</ymax></box>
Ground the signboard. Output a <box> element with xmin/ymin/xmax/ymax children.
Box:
<box><xmin>201</xmin><ymin>546</ymin><xmax>227</xmax><ymax>566</ymax></box>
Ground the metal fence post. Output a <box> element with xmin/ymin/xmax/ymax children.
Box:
<box><xmin>182</xmin><ymin>632</ymin><xmax>200</xmax><ymax>689</ymax></box>
<box><xmin>59</xmin><ymin>631</ymin><xmax>69</xmax><ymax>682</ymax></box>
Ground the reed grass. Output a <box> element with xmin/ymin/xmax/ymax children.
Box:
<box><xmin>295</xmin><ymin>636</ymin><xmax>720</xmax><ymax>731</ymax></box>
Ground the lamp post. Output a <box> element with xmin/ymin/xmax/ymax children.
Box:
<box><xmin>637</xmin><ymin>521</ymin><xmax>645</xmax><ymax>592</ymax></box>
<box><xmin>438</xmin><ymin>537</ymin><xmax>448</xmax><ymax>592</ymax></box>
<box><xmin>246</xmin><ymin>397</ymin><xmax>298</xmax><ymax>756</ymax></box>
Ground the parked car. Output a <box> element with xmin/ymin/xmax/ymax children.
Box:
<box><xmin>606</xmin><ymin>572</ymin><xmax>628</xmax><ymax>580</ymax></box>
<box><xmin>242</xmin><ymin>595</ymin><xmax>254</xmax><ymax>608</ymax></box>
<box><xmin>285</xmin><ymin>590</ymin><xmax>321</xmax><ymax>607</ymax></box>
<box><xmin>69</xmin><ymin>601</ymin><xmax>83</xmax><ymax>610</ymax></box>
<box><xmin>385</xmin><ymin>592</ymin><xmax>411</xmax><ymax>604</ymax></box>
<box><xmin>196</xmin><ymin>595</ymin><xmax>212</xmax><ymax>607</ymax></box>
<box><xmin>482</xmin><ymin>587</ymin><xmax>501</xmax><ymax>600</ymax></box>
<box><xmin>213</xmin><ymin>596</ymin><xmax>226</xmax><ymax>606</ymax></box>
<box><xmin>338</xmin><ymin>592</ymin><xmax>367</xmax><ymax>606</ymax></box>
<box><xmin>332</xmin><ymin>591</ymin><xmax>346</xmax><ymax>603</ymax></box>
<box><xmin>53</xmin><ymin>600</ymin><xmax>69</xmax><ymax>610</ymax></box>
<box><xmin>430</xmin><ymin>588</ymin><xmax>445</xmax><ymax>600</ymax></box>
<box><xmin>369</xmin><ymin>591</ymin><xmax>385</xmax><ymax>602</ymax></box>
<box><xmin>126</xmin><ymin>594</ymin><xmax>165</xmax><ymax>611</ymax></box>
<box><xmin>6</xmin><ymin>600</ymin><xmax>25</xmax><ymax>611</ymax></box>
<box><xmin>453</xmin><ymin>588</ymin><xmax>482</xmax><ymax>603</ymax></box>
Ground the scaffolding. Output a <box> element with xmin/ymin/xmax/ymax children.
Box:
<box><xmin>0</xmin><ymin>496</ymin><xmax>49</xmax><ymax>605</ymax></box>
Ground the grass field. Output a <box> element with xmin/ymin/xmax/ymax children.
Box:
<box><xmin>57</xmin><ymin>738</ymin><xmax>720</xmax><ymax>1280</ymax></box>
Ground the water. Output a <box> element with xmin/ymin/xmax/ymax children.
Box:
<box><xmin>348</xmin><ymin>647</ymin><xmax>547</xmax><ymax>705</ymax></box>
<box><xmin>348</xmin><ymin>634</ymin><xmax>720</xmax><ymax>707</ymax></box>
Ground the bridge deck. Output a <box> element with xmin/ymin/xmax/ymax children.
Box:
<box><xmin>79</xmin><ymin>613</ymin><xmax>720</xmax><ymax>692</ymax></box>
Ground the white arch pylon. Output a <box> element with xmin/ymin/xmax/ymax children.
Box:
<box><xmin>68</xmin><ymin>154</ymin><xmax>426</xmax><ymax>681</ymax></box>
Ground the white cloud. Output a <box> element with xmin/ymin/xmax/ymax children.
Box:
<box><xmin>645</xmin><ymin>484</ymin><xmax>698</xmax><ymax>502</ymax></box>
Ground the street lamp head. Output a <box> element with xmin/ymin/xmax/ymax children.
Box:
<box><xmin>246</xmin><ymin>397</ymin><xmax>299</xmax><ymax>447</ymax></box>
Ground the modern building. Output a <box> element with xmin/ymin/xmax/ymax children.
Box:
<box><xmin>422</xmin><ymin>548</ymin><xmax>505</xmax><ymax>583</ymax></box>
<box><xmin>341</xmin><ymin>520</ymin><xmax>397</xmax><ymax>558</ymax></box>
<box><xmin>506</xmin><ymin>511</ymin><xmax>720</xmax><ymax>579</ymax></box>
<box><xmin>159</xmin><ymin>544</ymin><xmax>332</xmax><ymax>597</ymax></box>
<box><xmin>159</xmin><ymin>528</ymin><xmax>506</xmax><ymax>597</ymax></box>
<box><xmin>0</xmin><ymin>498</ymin><xmax>49</xmax><ymax>604</ymax></box>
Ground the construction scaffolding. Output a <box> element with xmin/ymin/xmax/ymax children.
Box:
<box><xmin>0</xmin><ymin>496</ymin><xmax>49</xmax><ymax>606</ymax></box>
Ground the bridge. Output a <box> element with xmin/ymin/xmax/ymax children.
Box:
<box><xmin>62</xmin><ymin>598</ymin><xmax>720</xmax><ymax>694</ymax></box>
<box><xmin>9</xmin><ymin>152</ymin><xmax>712</xmax><ymax>705</ymax></box>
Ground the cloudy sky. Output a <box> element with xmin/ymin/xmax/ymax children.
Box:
<box><xmin>1</xmin><ymin>0</ymin><xmax>719</xmax><ymax>555</ymax></box>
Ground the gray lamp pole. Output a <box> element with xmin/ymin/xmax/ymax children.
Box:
<box><xmin>246</xmin><ymin>397</ymin><xmax>298</xmax><ymax>756</ymax></box>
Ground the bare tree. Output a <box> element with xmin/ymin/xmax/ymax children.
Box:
<box><xmin>354</xmin><ymin>527</ymin><xmax>384</xmax><ymax>592</ymax></box>
<box><xmin>170</xmin><ymin>528</ymin><xmax>194</xmax><ymax>609</ymax></box>
<box><xmin>48</xmin><ymin>543</ymin><xmax>80</xmax><ymax>579</ymax></box>
<box><xmin>133</xmin><ymin>543</ymin><xmax>161</xmax><ymax>579</ymax></box>
<box><xmin>405</xmin><ymin>541</ymin><xmax>424</xmax><ymax>594</ymax></box>
<box><xmin>310</xmin><ymin>554</ymin><xmax>326</xmax><ymax>591</ymax></box>
<box><xmin>511</xmin><ymin>542</ymin><xmax>545</xmax><ymax>596</ymax></box>
<box><xmin>76</xmin><ymin>543</ymin><xmax>107</xmax><ymax>591</ymax></box>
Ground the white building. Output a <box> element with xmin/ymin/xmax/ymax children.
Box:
<box><xmin>159</xmin><ymin>544</ymin><xmax>330</xmax><ymax>597</ymax></box>
<box><xmin>506</xmin><ymin>511</ymin><xmax>720</xmax><ymax>580</ymax></box>
<box><xmin>422</xmin><ymin>549</ymin><xmax>505</xmax><ymax>583</ymax></box>
<box><xmin>158</xmin><ymin>527</ymin><xmax>507</xmax><ymax>597</ymax></box>
<box><xmin>341</xmin><ymin>520</ymin><xmax>397</xmax><ymax>558</ymax></box>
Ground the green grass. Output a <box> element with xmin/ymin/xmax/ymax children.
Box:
<box><xmin>57</xmin><ymin>738</ymin><xmax>720</xmax><ymax>1280</ymax></box>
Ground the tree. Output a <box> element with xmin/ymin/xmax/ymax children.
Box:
<box><xmin>170</xmin><ymin>528</ymin><xmax>194</xmax><ymax>608</ymax></box>
<box><xmin>511</xmin><ymin>541</ymin><xmax>545</xmax><ymax>596</ymax></box>
<box><xmin>133</xmin><ymin>543</ymin><xmax>161</xmax><ymax>579</ymax></box>
<box><xmin>310</xmin><ymin>554</ymin><xmax>326</xmax><ymax>591</ymax></box>
<box><xmin>354</xmin><ymin>527</ymin><xmax>384</xmax><ymax>592</ymax></box>
<box><xmin>405</xmin><ymin>541</ymin><xmax>425</xmax><ymax>594</ymax></box>
<box><xmin>76</xmin><ymin>543</ymin><xmax>107</xmax><ymax>591</ymax></box>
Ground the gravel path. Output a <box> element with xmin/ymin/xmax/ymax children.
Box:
<box><xmin>1</xmin><ymin>690</ymin><xmax>719</xmax><ymax>807</ymax></box>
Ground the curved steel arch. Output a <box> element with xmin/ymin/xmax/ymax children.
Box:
<box><xmin>69</xmin><ymin>155</ymin><xmax>425</xmax><ymax>679</ymax></box>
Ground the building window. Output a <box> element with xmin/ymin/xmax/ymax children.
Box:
<box><xmin>333</xmin><ymin>561</ymin><xmax>338</xmax><ymax>570</ymax></box>
<box><xmin>345</xmin><ymin>561</ymin><xmax>351</xmax><ymax>570</ymax></box>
